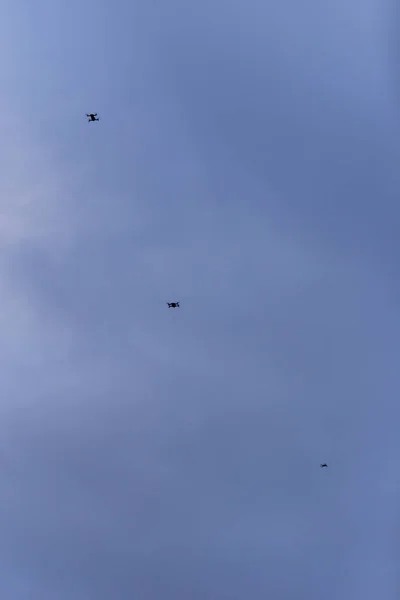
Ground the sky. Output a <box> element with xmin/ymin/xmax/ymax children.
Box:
<box><xmin>0</xmin><ymin>0</ymin><xmax>398</xmax><ymax>598</ymax></box>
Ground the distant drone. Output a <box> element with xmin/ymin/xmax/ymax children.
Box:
<box><xmin>320</xmin><ymin>463</ymin><xmax>328</xmax><ymax>468</ymax></box>
<box><xmin>167</xmin><ymin>302</ymin><xmax>180</xmax><ymax>308</ymax></box>
<box><xmin>86</xmin><ymin>113</ymin><xmax>99</xmax><ymax>122</ymax></box>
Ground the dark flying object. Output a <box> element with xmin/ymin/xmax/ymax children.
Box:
<box><xmin>86</xmin><ymin>113</ymin><xmax>99</xmax><ymax>122</ymax></box>
<box><xmin>167</xmin><ymin>302</ymin><xmax>180</xmax><ymax>308</ymax></box>
<box><xmin>320</xmin><ymin>463</ymin><xmax>328</xmax><ymax>468</ymax></box>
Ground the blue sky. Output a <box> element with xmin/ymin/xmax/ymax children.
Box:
<box><xmin>0</xmin><ymin>1</ymin><xmax>398</xmax><ymax>598</ymax></box>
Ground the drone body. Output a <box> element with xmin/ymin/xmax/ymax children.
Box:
<box><xmin>167</xmin><ymin>302</ymin><xmax>180</xmax><ymax>308</ymax></box>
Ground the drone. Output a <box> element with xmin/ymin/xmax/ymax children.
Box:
<box><xmin>86</xmin><ymin>113</ymin><xmax>99</xmax><ymax>122</ymax></box>
<box><xmin>167</xmin><ymin>302</ymin><xmax>180</xmax><ymax>308</ymax></box>
<box><xmin>320</xmin><ymin>463</ymin><xmax>328</xmax><ymax>468</ymax></box>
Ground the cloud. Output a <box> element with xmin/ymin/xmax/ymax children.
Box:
<box><xmin>0</xmin><ymin>1</ymin><xmax>397</xmax><ymax>598</ymax></box>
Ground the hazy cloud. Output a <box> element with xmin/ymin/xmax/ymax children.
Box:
<box><xmin>0</xmin><ymin>1</ymin><xmax>398</xmax><ymax>598</ymax></box>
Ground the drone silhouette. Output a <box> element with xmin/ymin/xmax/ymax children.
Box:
<box><xmin>86</xmin><ymin>113</ymin><xmax>99</xmax><ymax>122</ymax></box>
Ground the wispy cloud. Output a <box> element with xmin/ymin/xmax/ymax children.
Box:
<box><xmin>0</xmin><ymin>1</ymin><xmax>397</xmax><ymax>599</ymax></box>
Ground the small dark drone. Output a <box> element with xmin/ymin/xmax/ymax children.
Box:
<box><xmin>167</xmin><ymin>302</ymin><xmax>180</xmax><ymax>308</ymax></box>
<box><xmin>86</xmin><ymin>113</ymin><xmax>99</xmax><ymax>122</ymax></box>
